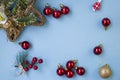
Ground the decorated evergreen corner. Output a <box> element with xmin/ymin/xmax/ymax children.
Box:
<box><xmin>15</xmin><ymin>52</ymin><xmax>43</xmax><ymax>76</ymax></box>
<box><xmin>0</xmin><ymin>0</ymin><xmax>45</xmax><ymax>42</ymax></box>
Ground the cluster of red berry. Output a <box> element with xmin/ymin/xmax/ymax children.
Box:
<box><xmin>56</xmin><ymin>60</ymin><xmax>85</xmax><ymax>78</ymax></box>
<box><xmin>23</xmin><ymin>57</ymin><xmax>43</xmax><ymax>72</ymax></box>
<box><xmin>43</xmin><ymin>3</ymin><xmax>70</xmax><ymax>18</ymax></box>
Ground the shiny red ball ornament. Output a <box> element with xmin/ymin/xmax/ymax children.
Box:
<box><xmin>102</xmin><ymin>18</ymin><xmax>111</xmax><ymax>30</ymax></box>
<box><xmin>76</xmin><ymin>67</ymin><xmax>85</xmax><ymax>76</ymax></box>
<box><xmin>33</xmin><ymin>65</ymin><xmax>38</xmax><ymax>70</ymax></box>
<box><xmin>24</xmin><ymin>67</ymin><xmax>29</xmax><ymax>72</ymax></box>
<box><xmin>66</xmin><ymin>60</ymin><xmax>76</xmax><ymax>69</ymax></box>
<box><xmin>94</xmin><ymin>45</ymin><xmax>102</xmax><ymax>55</ymax></box>
<box><xmin>93</xmin><ymin>1</ymin><xmax>101</xmax><ymax>11</ymax></box>
<box><xmin>43</xmin><ymin>3</ymin><xmax>53</xmax><ymax>15</ymax></box>
<box><xmin>57</xmin><ymin>67</ymin><xmax>66</xmax><ymax>76</ymax></box>
<box><xmin>60</xmin><ymin>4</ymin><xmax>70</xmax><ymax>15</ymax></box>
<box><xmin>53</xmin><ymin>8</ymin><xmax>62</xmax><ymax>19</ymax></box>
<box><xmin>19</xmin><ymin>41</ymin><xmax>30</xmax><ymax>50</ymax></box>
<box><xmin>65</xmin><ymin>69</ymin><xmax>74</xmax><ymax>78</ymax></box>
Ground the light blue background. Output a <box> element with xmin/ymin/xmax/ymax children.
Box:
<box><xmin>0</xmin><ymin>0</ymin><xmax>120</xmax><ymax>80</ymax></box>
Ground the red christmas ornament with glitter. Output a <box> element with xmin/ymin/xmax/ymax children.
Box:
<box><xmin>93</xmin><ymin>0</ymin><xmax>102</xmax><ymax>11</ymax></box>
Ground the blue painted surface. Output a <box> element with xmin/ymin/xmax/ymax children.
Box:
<box><xmin>0</xmin><ymin>0</ymin><xmax>120</xmax><ymax>80</ymax></box>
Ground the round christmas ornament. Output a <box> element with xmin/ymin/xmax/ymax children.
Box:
<box><xmin>93</xmin><ymin>44</ymin><xmax>103</xmax><ymax>55</ymax></box>
<box><xmin>66</xmin><ymin>60</ymin><xmax>77</xmax><ymax>69</ymax></box>
<box><xmin>19</xmin><ymin>41</ymin><xmax>31</xmax><ymax>50</ymax></box>
<box><xmin>15</xmin><ymin>52</ymin><xmax>43</xmax><ymax>76</ymax></box>
<box><xmin>102</xmin><ymin>18</ymin><xmax>111</xmax><ymax>30</ymax></box>
<box><xmin>60</xmin><ymin>4</ymin><xmax>70</xmax><ymax>15</ymax></box>
<box><xmin>99</xmin><ymin>64</ymin><xmax>112</xmax><ymax>79</ymax></box>
<box><xmin>43</xmin><ymin>3</ymin><xmax>53</xmax><ymax>15</ymax></box>
<box><xmin>0</xmin><ymin>0</ymin><xmax>45</xmax><ymax>42</ymax></box>
<box><xmin>53</xmin><ymin>8</ymin><xmax>62</xmax><ymax>19</ymax></box>
<box><xmin>56</xmin><ymin>64</ymin><xmax>66</xmax><ymax>76</ymax></box>
<box><xmin>92</xmin><ymin>0</ymin><xmax>102</xmax><ymax>11</ymax></box>
<box><xmin>75</xmin><ymin>67</ymin><xmax>86</xmax><ymax>76</ymax></box>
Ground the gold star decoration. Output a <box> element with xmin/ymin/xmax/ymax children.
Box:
<box><xmin>0</xmin><ymin>0</ymin><xmax>45</xmax><ymax>42</ymax></box>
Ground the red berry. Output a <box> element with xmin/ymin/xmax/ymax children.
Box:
<box><xmin>32</xmin><ymin>57</ymin><xmax>38</xmax><ymax>63</ymax></box>
<box><xmin>33</xmin><ymin>65</ymin><xmax>38</xmax><ymax>70</ymax></box>
<box><xmin>93</xmin><ymin>45</ymin><xmax>102</xmax><ymax>55</ymax></box>
<box><xmin>24</xmin><ymin>67</ymin><xmax>29</xmax><ymax>72</ymax></box>
<box><xmin>76</xmin><ymin>67</ymin><xmax>85</xmax><ymax>76</ymax></box>
<box><xmin>102</xmin><ymin>18</ymin><xmax>111</xmax><ymax>30</ymax></box>
<box><xmin>66</xmin><ymin>60</ymin><xmax>76</xmax><ymax>69</ymax></box>
<box><xmin>24</xmin><ymin>60</ymin><xmax>29</xmax><ymax>64</ymax></box>
<box><xmin>61</xmin><ymin>4</ymin><xmax>70</xmax><ymax>15</ymax></box>
<box><xmin>20</xmin><ymin>41</ymin><xmax>30</xmax><ymax>50</ymax></box>
<box><xmin>38</xmin><ymin>59</ymin><xmax>43</xmax><ymax>64</ymax></box>
<box><xmin>57</xmin><ymin>67</ymin><xmax>65</xmax><ymax>76</ymax></box>
<box><xmin>53</xmin><ymin>9</ymin><xmax>62</xmax><ymax>19</ymax></box>
<box><xmin>65</xmin><ymin>69</ymin><xmax>74</xmax><ymax>78</ymax></box>
<box><xmin>43</xmin><ymin>4</ymin><xmax>53</xmax><ymax>15</ymax></box>
<box><xmin>29</xmin><ymin>64</ymin><xmax>33</xmax><ymax>68</ymax></box>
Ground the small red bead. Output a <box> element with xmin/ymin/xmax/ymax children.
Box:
<box><xmin>44</xmin><ymin>6</ymin><xmax>53</xmax><ymax>15</ymax></box>
<box><xmin>65</xmin><ymin>69</ymin><xmax>74</xmax><ymax>78</ymax></box>
<box><xmin>29</xmin><ymin>64</ymin><xmax>33</xmax><ymax>68</ymax></box>
<box><xmin>20</xmin><ymin>41</ymin><xmax>30</xmax><ymax>50</ymax></box>
<box><xmin>94</xmin><ymin>46</ymin><xmax>102</xmax><ymax>55</ymax></box>
<box><xmin>53</xmin><ymin>9</ymin><xmax>62</xmax><ymax>19</ymax></box>
<box><xmin>57</xmin><ymin>67</ymin><xmax>65</xmax><ymax>76</ymax></box>
<box><xmin>32</xmin><ymin>57</ymin><xmax>38</xmax><ymax>63</ymax></box>
<box><xmin>38</xmin><ymin>59</ymin><xmax>43</xmax><ymax>64</ymax></box>
<box><xmin>76</xmin><ymin>67</ymin><xmax>85</xmax><ymax>76</ymax></box>
<box><xmin>24</xmin><ymin>67</ymin><xmax>29</xmax><ymax>72</ymax></box>
<box><xmin>61</xmin><ymin>6</ymin><xmax>70</xmax><ymax>15</ymax></box>
<box><xmin>102</xmin><ymin>18</ymin><xmax>111</xmax><ymax>27</ymax></box>
<box><xmin>33</xmin><ymin>65</ymin><xmax>38</xmax><ymax>70</ymax></box>
<box><xmin>66</xmin><ymin>60</ymin><xmax>75</xmax><ymax>69</ymax></box>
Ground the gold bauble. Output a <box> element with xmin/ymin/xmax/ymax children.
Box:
<box><xmin>99</xmin><ymin>64</ymin><xmax>112</xmax><ymax>79</ymax></box>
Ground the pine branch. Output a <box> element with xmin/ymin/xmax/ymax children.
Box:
<box><xmin>17</xmin><ymin>13</ymin><xmax>37</xmax><ymax>25</ymax></box>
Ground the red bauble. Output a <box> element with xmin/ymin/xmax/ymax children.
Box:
<box><xmin>33</xmin><ymin>65</ymin><xmax>38</xmax><ymax>70</ymax></box>
<box><xmin>94</xmin><ymin>45</ymin><xmax>102</xmax><ymax>55</ymax></box>
<box><xmin>66</xmin><ymin>60</ymin><xmax>76</xmax><ymax>69</ymax></box>
<box><xmin>24</xmin><ymin>67</ymin><xmax>29</xmax><ymax>72</ymax></box>
<box><xmin>19</xmin><ymin>41</ymin><xmax>30</xmax><ymax>50</ymax></box>
<box><xmin>60</xmin><ymin>4</ymin><xmax>70</xmax><ymax>15</ymax></box>
<box><xmin>43</xmin><ymin>4</ymin><xmax>53</xmax><ymax>15</ymax></box>
<box><xmin>102</xmin><ymin>18</ymin><xmax>111</xmax><ymax>30</ymax></box>
<box><xmin>38</xmin><ymin>59</ymin><xmax>43</xmax><ymax>64</ymax></box>
<box><xmin>65</xmin><ymin>69</ymin><xmax>74</xmax><ymax>78</ymax></box>
<box><xmin>93</xmin><ymin>2</ymin><xmax>101</xmax><ymax>11</ymax></box>
<box><xmin>53</xmin><ymin>9</ymin><xmax>62</xmax><ymax>18</ymax></box>
<box><xmin>76</xmin><ymin>67</ymin><xmax>85</xmax><ymax>76</ymax></box>
<box><xmin>29</xmin><ymin>64</ymin><xmax>33</xmax><ymax>68</ymax></box>
<box><xmin>57</xmin><ymin>67</ymin><xmax>66</xmax><ymax>76</ymax></box>
<box><xmin>32</xmin><ymin>57</ymin><xmax>38</xmax><ymax>63</ymax></box>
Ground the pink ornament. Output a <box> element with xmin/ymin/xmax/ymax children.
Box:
<box><xmin>93</xmin><ymin>0</ymin><xmax>102</xmax><ymax>11</ymax></box>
